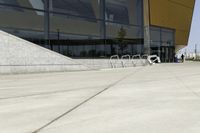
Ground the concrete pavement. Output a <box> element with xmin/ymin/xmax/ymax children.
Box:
<box><xmin>0</xmin><ymin>62</ymin><xmax>200</xmax><ymax>133</ymax></box>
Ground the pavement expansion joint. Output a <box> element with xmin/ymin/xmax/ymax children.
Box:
<box><xmin>31</xmin><ymin>67</ymin><xmax>144</xmax><ymax>133</ymax></box>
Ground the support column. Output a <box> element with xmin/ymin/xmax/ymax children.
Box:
<box><xmin>100</xmin><ymin>0</ymin><xmax>106</xmax><ymax>40</ymax></box>
<box><xmin>99</xmin><ymin>0</ymin><xmax>106</xmax><ymax>57</ymax></box>
<box><xmin>44</xmin><ymin>0</ymin><xmax>50</xmax><ymax>48</ymax></box>
<box><xmin>143</xmin><ymin>0</ymin><xmax>151</xmax><ymax>55</ymax></box>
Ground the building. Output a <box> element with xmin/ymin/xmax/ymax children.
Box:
<box><xmin>0</xmin><ymin>0</ymin><xmax>195</xmax><ymax>62</ymax></box>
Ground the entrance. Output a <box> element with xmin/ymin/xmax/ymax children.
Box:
<box><xmin>160</xmin><ymin>46</ymin><xmax>175</xmax><ymax>62</ymax></box>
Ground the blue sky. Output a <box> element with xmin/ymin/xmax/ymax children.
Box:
<box><xmin>186</xmin><ymin>0</ymin><xmax>200</xmax><ymax>53</ymax></box>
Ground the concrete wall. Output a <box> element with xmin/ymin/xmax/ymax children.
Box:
<box><xmin>0</xmin><ymin>30</ymin><xmax>89</xmax><ymax>74</ymax></box>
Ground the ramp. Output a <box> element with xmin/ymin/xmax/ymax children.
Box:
<box><xmin>0</xmin><ymin>30</ymin><xmax>89</xmax><ymax>74</ymax></box>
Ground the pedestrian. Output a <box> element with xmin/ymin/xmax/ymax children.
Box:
<box><xmin>174</xmin><ymin>54</ymin><xmax>178</xmax><ymax>63</ymax></box>
<box><xmin>181</xmin><ymin>54</ymin><xmax>185</xmax><ymax>63</ymax></box>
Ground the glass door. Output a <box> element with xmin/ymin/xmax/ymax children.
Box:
<box><xmin>160</xmin><ymin>46</ymin><xmax>175</xmax><ymax>62</ymax></box>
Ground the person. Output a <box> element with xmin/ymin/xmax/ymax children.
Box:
<box><xmin>181</xmin><ymin>54</ymin><xmax>185</xmax><ymax>63</ymax></box>
<box><xmin>174</xmin><ymin>54</ymin><xmax>178</xmax><ymax>63</ymax></box>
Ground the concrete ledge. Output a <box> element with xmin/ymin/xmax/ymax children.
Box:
<box><xmin>76</xmin><ymin>59</ymin><xmax>148</xmax><ymax>69</ymax></box>
<box><xmin>0</xmin><ymin>64</ymin><xmax>89</xmax><ymax>74</ymax></box>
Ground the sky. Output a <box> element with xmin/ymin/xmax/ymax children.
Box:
<box><xmin>185</xmin><ymin>0</ymin><xmax>200</xmax><ymax>53</ymax></box>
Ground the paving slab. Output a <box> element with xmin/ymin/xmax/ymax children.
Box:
<box><xmin>0</xmin><ymin>62</ymin><xmax>200</xmax><ymax>133</ymax></box>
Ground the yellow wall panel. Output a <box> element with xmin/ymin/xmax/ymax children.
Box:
<box><xmin>149</xmin><ymin>0</ymin><xmax>195</xmax><ymax>46</ymax></box>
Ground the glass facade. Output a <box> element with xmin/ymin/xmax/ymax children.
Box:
<box><xmin>0</xmin><ymin>0</ymin><xmax>44</xmax><ymax>40</ymax></box>
<box><xmin>0</xmin><ymin>0</ymin><xmax>175</xmax><ymax>62</ymax></box>
<box><xmin>150</xmin><ymin>26</ymin><xmax>175</xmax><ymax>62</ymax></box>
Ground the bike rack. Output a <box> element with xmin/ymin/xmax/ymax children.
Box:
<box><xmin>142</xmin><ymin>54</ymin><xmax>148</xmax><ymax>59</ymax></box>
<box><xmin>147</xmin><ymin>55</ymin><xmax>161</xmax><ymax>65</ymax></box>
<box><xmin>110</xmin><ymin>55</ymin><xmax>120</xmax><ymax>68</ymax></box>
<box><xmin>132</xmin><ymin>54</ymin><xmax>141</xmax><ymax>67</ymax></box>
<box><xmin>141</xmin><ymin>54</ymin><xmax>149</xmax><ymax>66</ymax></box>
<box><xmin>121</xmin><ymin>55</ymin><xmax>131</xmax><ymax>67</ymax></box>
<box><xmin>109</xmin><ymin>54</ymin><xmax>154</xmax><ymax>68</ymax></box>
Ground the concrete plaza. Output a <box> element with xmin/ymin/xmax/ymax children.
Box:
<box><xmin>0</xmin><ymin>62</ymin><xmax>200</xmax><ymax>133</ymax></box>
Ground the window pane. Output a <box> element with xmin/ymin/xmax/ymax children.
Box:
<box><xmin>0</xmin><ymin>6</ymin><xmax>44</xmax><ymax>39</ymax></box>
<box><xmin>0</xmin><ymin>0</ymin><xmax>20</xmax><ymax>6</ymax></box>
<box><xmin>106</xmin><ymin>23</ymin><xmax>143</xmax><ymax>39</ymax></box>
<box><xmin>105</xmin><ymin>0</ymin><xmax>143</xmax><ymax>25</ymax></box>
<box><xmin>150</xmin><ymin>26</ymin><xmax>161</xmax><ymax>47</ymax></box>
<box><xmin>50</xmin><ymin>13</ymin><xmax>100</xmax><ymax>40</ymax></box>
<box><xmin>150</xmin><ymin>27</ymin><xmax>160</xmax><ymax>41</ymax></box>
<box><xmin>51</xmin><ymin>0</ymin><xmax>96</xmax><ymax>19</ymax></box>
<box><xmin>0</xmin><ymin>0</ymin><xmax>23</xmax><ymax>11</ymax></box>
<box><xmin>105</xmin><ymin>0</ymin><xmax>129</xmax><ymax>24</ymax></box>
<box><xmin>161</xmin><ymin>29</ymin><xmax>174</xmax><ymax>46</ymax></box>
<box><xmin>127</xmin><ymin>0</ymin><xmax>143</xmax><ymax>25</ymax></box>
<box><xmin>0</xmin><ymin>0</ymin><xmax>44</xmax><ymax>10</ymax></box>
